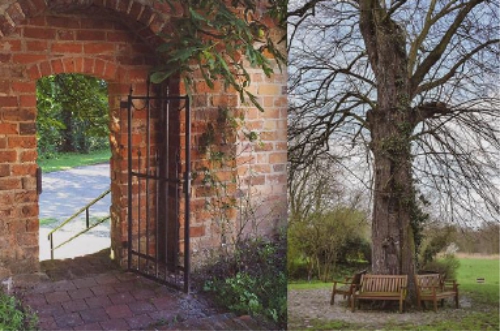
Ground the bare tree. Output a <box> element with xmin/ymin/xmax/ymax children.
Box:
<box><xmin>288</xmin><ymin>0</ymin><xmax>500</xmax><ymax>299</ymax></box>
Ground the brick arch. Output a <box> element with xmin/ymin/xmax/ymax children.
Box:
<box><xmin>0</xmin><ymin>1</ymin><xmax>163</xmax><ymax>274</ymax></box>
<box><xmin>0</xmin><ymin>0</ymin><xmax>176</xmax><ymax>47</ymax></box>
<box><xmin>26</xmin><ymin>56</ymin><xmax>129</xmax><ymax>82</ymax></box>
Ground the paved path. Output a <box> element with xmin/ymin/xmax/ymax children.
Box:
<box><xmin>16</xmin><ymin>250</ymin><xmax>270</xmax><ymax>330</ymax></box>
<box><xmin>39</xmin><ymin>164</ymin><xmax>111</xmax><ymax>261</ymax></box>
<box><xmin>39</xmin><ymin>163</ymin><xmax>111</xmax><ymax>221</ymax></box>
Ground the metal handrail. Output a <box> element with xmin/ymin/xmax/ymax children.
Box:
<box><xmin>47</xmin><ymin>188</ymin><xmax>111</xmax><ymax>259</ymax></box>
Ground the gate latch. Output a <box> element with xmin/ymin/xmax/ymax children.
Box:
<box><xmin>36</xmin><ymin>167</ymin><xmax>42</xmax><ymax>195</ymax></box>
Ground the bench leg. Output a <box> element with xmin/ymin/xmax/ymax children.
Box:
<box><xmin>330</xmin><ymin>292</ymin><xmax>335</xmax><ymax>305</ymax></box>
<box><xmin>433</xmin><ymin>299</ymin><xmax>437</xmax><ymax>313</ymax></box>
<box><xmin>351</xmin><ymin>296</ymin><xmax>356</xmax><ymax>312</ymax></box>
<box><xmin>455</xmin><ymin>293</ymin><xmax>459</xmax><ymax>309</ymax></box>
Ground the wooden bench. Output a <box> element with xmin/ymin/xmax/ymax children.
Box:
<box><xmin>415</xmin><ymin>274</ymin><xmax>459</xmax><ymax>312</ymax></box>
<box><xmin>351</xmin><ymin>274</ymin><xmax>407</xmax><ymax>313</ymax></box>
<box><xmin>330</xmin><ymin>269</ymin><xmax>367</xmax><ymax>305</ymax></box>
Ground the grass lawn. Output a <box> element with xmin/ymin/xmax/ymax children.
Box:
<box><xmin>457</xmin><ymin>256</ymin><xmax>499</xmax><ymax>304</ymax></box>
<box><xmin>38</xmin><ymin>149</ymin><xmax>111</xmax><ymax>173</ymax></box>
<box><xmin>288</xmin><ymin>256</ymin><xmax>500</xmax><ymax>331</ymax></box>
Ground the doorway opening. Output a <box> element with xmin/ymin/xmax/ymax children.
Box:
<box><xmin>36</xmin><ymin>73</ymin><xmax>112</xmax><ymax>261</ymax></box>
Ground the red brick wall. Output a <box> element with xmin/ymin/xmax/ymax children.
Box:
<box><xmin>0</xmin><ymin>0</ymin><xmax>287</xmax><ymax>278</ymax></box>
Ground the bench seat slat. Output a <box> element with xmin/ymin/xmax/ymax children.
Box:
<box><xmin>352</xmin><ymin>274</ymin><xmax>407</xmax><ymax>313</ymax></box>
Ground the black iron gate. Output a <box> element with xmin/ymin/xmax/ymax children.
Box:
<box><xmin>125</xmin><ymin>86</ymin><xmax>191</xmax><ymax>292</ymax></box>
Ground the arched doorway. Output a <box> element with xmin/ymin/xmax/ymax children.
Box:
<box><xmin>36</xmin><ymin>73</ymin><xmax>112</xmax><ymax>261</ymax></box>
<box><xmin>0</xmin><ymin>1</ymin><xmax>168</xmax><ymax>278</ymax></box>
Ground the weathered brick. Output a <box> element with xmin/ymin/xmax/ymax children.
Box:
<box><xmin>6</xmin><ymin>3</ymin><xmax>26</xmax><ymax>26</ymax></box>
<box><xmin>11</xmin><ymin>163</ymin><xmax>37</xmax><ymax>175</ymax></box>
<box><xmin>0</xmin><ymin>178</ymin><xmax>21</xmax><ymax>190</ymax></box>
<box><xmin>0</xmin><ymin>151</ymin><xmax>17</xmax><ymax>163</ymax></box>
<box><xmin>15</xmin><ymin>191</ymin><xmax>37</xmax><ymax>204</ymax></box>
<box><xmin>8</xmin><ymin>136</ymin><xmax>36</xmax><ymax>148</ymax></box>
<box><xmin>19</xmin><ymin>123</ymin><xmax>36</xmax><ymax>135</ymax></box>
<box><xmin>0</xmin><ymin>164</ymin><xmax>9</xmax><ymax>177</ymax></box>
<box><xmin>57</xmin><ymin>29</ymin><xmax>75</xmax><ymax>41</ymax></box>
<box><xmin>23</xmin><ymin>27</ymin><xmax>56</xmax><ymax>39</ymax></box>
<box><xmin>21</xmin><ymin>177</ymin><xmax>36</xmax><ymax>190</ymax></box>
<box><xmin>0</xmin><ymin>96</ymin><xmax>18</xmax><ymax>108</ymax></box>
<box><xmin>52</xmin><ymin>42</ymin><xmax>83</xmax><ymax>53</ymax></box>
<box><xmin>46</xmin><ymin>16</ymin><xmax>80</xmax><ymax>29</ymax></box>
<box><xmin>0</xmin><ymin>15</ymin><xmax>15</xmax><ymax>37</ymax></box>
<box><xmin>19</xmin><ymin>204</ymin><xmax>38</xmax><ymax>217</ymax></box>
<box><xmin>12</xmin><ymin>54</ymin><xmax>48</xmax><ymax>64</ymax></box>
<box><xmin>11</xmin><ymin>81</ymin><xmax>35</xmax><ymax>93</ymax></box>
<box><xmin>76</xmin><ymin>30</ymin><xmax>107</xmax><ymax>41</ymax></box>
<box><xmin>20</xmin><ymin>95</ymin><xmax>36</xmax><ymax>107</ymax></box>
<box><xmin>0</xmin><ymin>123</ymin><xmax>18</xmax><ymax>134</ymax></box>
<box><xmin>84</xmin><ymin>43</ymin><xmax>115</xmax><ymax>54</ymax></box>
<box><xmin>20</xmin><ymin>150</ymin><xmax>37</xmax><ymax>162</ymax></box>
<box><xmin>189</xmin><ymin>225</ymin><xmax>206</xmax><ymax>237</ymax></box>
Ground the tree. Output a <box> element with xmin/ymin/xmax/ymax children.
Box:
<box><xmin>36</xmin><ymin>74</ymin><xmax>109</xmax><ymax>156</ymax></box>
<box><xmin>288</xmin><ymin>0</ymin><xmax>499</xmax><ymax>300</ymax></box>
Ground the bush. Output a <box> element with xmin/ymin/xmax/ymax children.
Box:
<box><xmin>288</xmin><ymin>206</ymin><xmax>370</xmax><ymax>281</ymax></box>
<box><xmin>0</xmin><ymin>291</ymin><xmax>38</xmax><ymax>331</ymax></box>
<box><xmin>422</xmin><ymin>253</ymin><xmax>460</xmax><ymax>280</ymax></box>
<box><xmin>195</xmin><ymin>232</ymin><xmax>286</xmax><ymax>329</ymax></box>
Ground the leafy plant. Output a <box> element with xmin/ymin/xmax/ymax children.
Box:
<box><xmin>0</xmin><ymin>291</ymin><xmax>38</xmax><ymax>331</ymax></box>
<box><xmin>152</xmin><ymin>0</ymin><xmax>285</xmax><ymax>111</ymax></box>
<box><xmin>423</xmin><ymin>254</ymin><xmax>461</xmax><ymax>281</ymax></box>
<box><xmin>196</xmin><ymin>232</ymin><xmax>286</xmax><ymax>329</ymax></box>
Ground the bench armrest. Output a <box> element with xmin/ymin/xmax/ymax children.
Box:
<box><xmin>443</xmin><ymin>280</ymin><xmax>459</xmax><ymax>291</ymax></box>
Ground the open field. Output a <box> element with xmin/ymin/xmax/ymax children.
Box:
<box><xmin>288</xmin><ymin>256</ymin><xmax>500</xmax><ymax>330</ymax></box>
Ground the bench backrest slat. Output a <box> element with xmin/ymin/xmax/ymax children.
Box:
<box><xmin>415</xmin><ymin>274</ymin><xmax>442</xmax><ymax>288</ymax></box>
<box><xmin>360</xmin><ymin>274</ymin><xmax>408</xmax><ymax>293</ymax></box>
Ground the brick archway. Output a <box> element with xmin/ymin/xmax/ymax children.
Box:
<box><xmin>0</xmin><ymin>1</ymin><xmax>168</xmax><ymax>277</ymax></box>
<box><xmin>0</xmin><ymin>0</ymin><xmax>288</xmax><ymax>280</ymax></box>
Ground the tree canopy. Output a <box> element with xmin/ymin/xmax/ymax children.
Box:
<box><xmin>36</xmin><ymin>74</ymin><xmax>109</xmax><ymax>157</ymax></box>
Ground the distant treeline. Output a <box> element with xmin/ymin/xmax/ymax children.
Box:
<box><xmin>36</xmin><ymin>73</ymin><xmax>109</xmax><ymax>159</ymax></box>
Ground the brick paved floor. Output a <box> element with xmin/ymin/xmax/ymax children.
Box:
<box><xmin>14</xmin><ymin>250</ymin><xmax>275</xmax><ymax>330</ymax></box>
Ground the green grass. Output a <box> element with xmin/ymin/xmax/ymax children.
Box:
<box><xmin>39</xmin><ymin>217</ymin><xmax>58</xmax><ymax>226</ymax></box>
<box><xmin>288</xmin><ymin>280</ymin><xmax>332</xmax><ymax>290</ymax></box>
<box><xmin>38</xmin><ymin>149</ymin><xmax>111</xmax><ymax>173</ymax></box>
<box><xmin>456</xmin><ymin>257</ymin><xmax>499</xmax><ymax>305</ymax></box>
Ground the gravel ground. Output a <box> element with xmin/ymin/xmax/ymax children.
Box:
<box><xmin>288</xmin><ymin>287</ymin><xmax>477</xmax><ymax>330</ymax></box>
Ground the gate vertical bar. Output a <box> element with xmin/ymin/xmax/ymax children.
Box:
<box><xmin>184</xmin><ymin>96</ymin><xmax>191</xmax><ymax>293</ymax></box>
<box><xmin>145</xmin><ymin>81</ymin><xmax>151</xmax><ymax>272</ymax></box>
<box><xmin>127</xmin><ymin>88</ymin><xmax>133</xmax><ymax>270</ymax></box>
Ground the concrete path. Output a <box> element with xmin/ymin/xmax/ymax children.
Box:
<box><xmin>39</xmin><ymin>164</ymin><xmax>111</xmax><ymax>261</ymax></box>
<box><xmin>39</xmin><ymin>163</ymin><xmax>111</xmax><ymax>221</ymax></box>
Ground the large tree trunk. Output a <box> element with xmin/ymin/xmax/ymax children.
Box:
<box><xmin>360</xmin><ymin>0</ymin><xmax>418</xmax><ymax>302</ymax></box>
<box><xmin>61</xmin><ymin>109</ymin><xmax>75</xmax><ymax>152</ymax></box>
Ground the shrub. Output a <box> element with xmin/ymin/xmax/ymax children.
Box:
<box><xmin>288</xmin><ymin>206</ymin><xmax>370</xmax><ymax>281</ymax></box>
<box><xmin>0</xmin><ymin>291</ymin><xmax>38</xmax><ymax>331</ymax></box>
<box><xmin>422</xmin><ymin>253</ymin><xmax>461</xmax><ymax>280</ymax></box>
<box><xmin>195</xmin><ymin>232</ymin><xmax>286</xmax><ymax>329</ymax></box>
